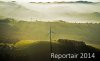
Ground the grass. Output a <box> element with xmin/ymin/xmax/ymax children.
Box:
<box><xmin>15</xmin><ymin>40</ymin><xmax>36</xmax><ymax>47</ymax></box>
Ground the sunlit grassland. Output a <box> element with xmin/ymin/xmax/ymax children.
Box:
<box><xmin>15</xmin><ymin>40</ymin><xmax>36</xmax><ymax>47</ymax></box>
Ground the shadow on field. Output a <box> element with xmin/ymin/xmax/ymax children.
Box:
<box><xmin>0</xmin><ymin>39</ymin><xmax>100</xmax><ymax>61</ymax></box>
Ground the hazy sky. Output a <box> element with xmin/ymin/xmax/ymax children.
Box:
<box><xmin>1</xmin><ymin>0</ymin><xmax>100</xmax><ymax>2</ymax></box>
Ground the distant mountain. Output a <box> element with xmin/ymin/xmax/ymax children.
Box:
<box><xmin>75</xmin><ymin>1</ymin><xmax>93</xmax><ymax>3</ymax></box>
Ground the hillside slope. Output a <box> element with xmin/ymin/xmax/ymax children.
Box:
<box><xmin>0</xmin><ymin>39</ymin><xmax>99</xmax><ymax>61</ymax></box>
<box><xmin>0</xmin><ymin>18</ymin><xmax>100</xmax><ymax>48</ymax></box>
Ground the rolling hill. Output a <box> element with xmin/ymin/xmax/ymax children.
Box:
<box><xmin>0</xmin><ymin>39</ymin><xmax>99</xmax><ymax>61</ymax></box>
<box><xmin>0</xmin><ymin>18</ymin><xmax>100</xmax><ymax>48</ymax></box>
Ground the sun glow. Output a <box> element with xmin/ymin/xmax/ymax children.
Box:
<box><xmin>15</xmin><ymin>40</ymin><xmax>35</xmax><ymax>47</ymax></box>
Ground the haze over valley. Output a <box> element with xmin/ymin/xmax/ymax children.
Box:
<box><xmin>0</xmin><ymin>1</ymin><xmax>100</xmax><ymax>23</ymax></box>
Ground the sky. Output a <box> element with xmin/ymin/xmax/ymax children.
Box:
<box><xmin>1</xmin><ymin>0</ymin><xmax>100</xmax><ymax>2</ymax></box>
